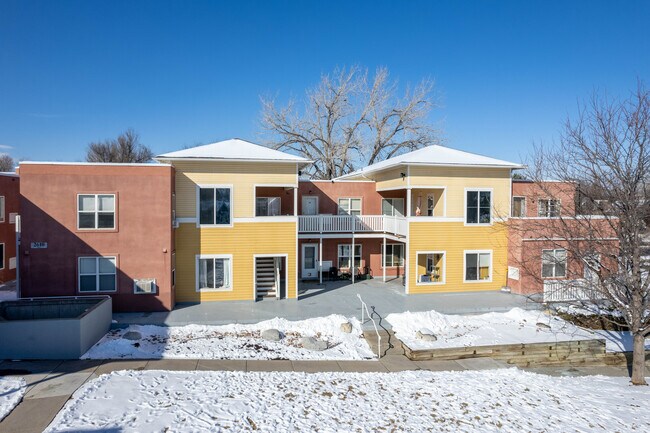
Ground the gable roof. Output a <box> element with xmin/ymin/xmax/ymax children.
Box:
<box><xmin>155</xmin><ymin>138</ymin><xmax>311</xmax><ymax>164</ymax></box>
<box><xmin>336</xmin><ymin>144</ymin><xmax>523</xmax><ymax>180</ymax></box>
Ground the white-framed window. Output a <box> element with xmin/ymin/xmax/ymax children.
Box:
<box><xmin>338</xmin><ymin>198</ymin><xmax>362</xmax><ymax>216</ymax></box>
<box><xmin>466</xmin><ymin>190</ymin><xmax>491</xmax><ymax>224</ymax></box>
<box><xmin>538</xmin><ymin>199</ymin><xmax>560</xmax><ymax>217</ymax></box>
<box><xmin>198</xmin><ymin>186</ymin><xmax>232</xmax><ymax>226</ymax></box>
<box><xmin>196</xmin><ymin>255</ymin><xmax>232</xmax><ymax>291</ymax></box>
<box><xmin>383</xmin><ymin>244</ymin><xmax>404</xmax><ymax>267</ymax></box>
<box><xmin>583</xmin><ymin>253</ymin><xmax>600</xmax><ymax>281</ymax></box>
<box><xmin>338</xmin><ymin>244</ymin><xmax>361</xmax><ymax>269</ymax></box>
<box><xmin>464</xmin><ymin>251</ymin><xmax>492</xmax><ymax>282</ymax></box>
<box><xmin>256</xmin><ymin>197</ymin><xmax>281</xmax><ymax>216</ymax></box>
<box><xmin>77</xmin><ymin>194</ymin><xmax>115</xmax><ymax>230</ymax></box>
<box><xmin>512</xmin><ymin>196</ymin><xmax>526</xmax><ymax>217</ymax></box>
<box><xmin>542</xmin><ymin>249</ymin><xmax>567</xmax><ymax>278</ymax></box>
<box><xmin>0</xmin><ymin>196</ymin><xmax>4</xmax><ymax>223</ymax></box>
<box><xmin>427</xmin><ymin>194</ymin><xmax>435</xmax><ymax>216</ymax></box>
<box><xmin>78</xmin><ymin>256</ymin><xmax>117</xmax><ymax>292</ymax></box>
<box><xmin>381</xmin><ymin>198</ymin><xmax>404</xmax><ymax>217</ymax></box>
<box><xmin>416</xmin><ymin>251</ymin><xmax>446</xmax><ymax>284</ymax></box>
<box><xmin>0</xmin><ymin>243</ymin><xmax>4</xmax><ymax>270</ymax></box>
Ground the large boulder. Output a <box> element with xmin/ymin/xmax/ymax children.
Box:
<box><xmin>300</xmin><ymin>337</ymin><xmax>328</xmax><ymax>351</ymax></box>
<box><xmin>416</xmin><ymin>328</ymin><xmax>437</xmax><ymax>342</ymax></box>
<box><xmin>536</xmin><ymin>322</ymin><xmax>551</xmax><ymax>330</ymax></box>
<box><xmin>340</xmin><ymin>322</ymin><xmax>353</xmax><ymax>333</ymax></box>
<box><xmin>261</xmin><ymin>329</ymin><xmax>282</xmax><ymax>341</ymax></box>
<box><xmin>122</xmin><ymin>331</ymin><xmax>142</xmax><ymax>341</ymax></box>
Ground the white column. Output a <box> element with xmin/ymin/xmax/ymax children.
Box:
<box><xmin>351</xmin><ymin>234</ymin><xmax>355</xmax><ymax>285</ymax></box>
<box><xmin>319</xmin><ymin>238</ymin><xmax>323</xmax><ymax>285</ymax></box>
<box><xmin>294</xmin><ymin>187</ymin><xmax>298</xmax><ymax>216</ymax></box>
<box><xmin>383</xmin><ymin>236</ymin><xmax>387</xmax><ymax>283</ymax></box>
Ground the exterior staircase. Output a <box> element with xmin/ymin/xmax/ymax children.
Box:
<box><xmin>256</xmin><ymin>257</ymin><xmax>278</xmax><ymax>300</ymax></box>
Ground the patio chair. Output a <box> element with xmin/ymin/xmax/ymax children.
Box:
<box><xmin>328</xmin><ymin>266</ymin><xmax>339</xmax><ymax>281</ymax></box>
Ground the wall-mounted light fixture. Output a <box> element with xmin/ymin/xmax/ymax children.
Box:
<box><xmin>400</xmin><ymin>172</ymin><xmax>406</xmax><ymax>179</ymax></box>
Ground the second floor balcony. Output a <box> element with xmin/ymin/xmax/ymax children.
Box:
<box><xmin>298</xmin><ymin>214</ymin><xmax>407</xmax><ymax>237</ymax></box>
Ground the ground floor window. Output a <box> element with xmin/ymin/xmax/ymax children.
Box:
<box><xmin>383</xmin><ymin>244</ymin><xmax>404</xmax><ymax>267</ymax></box>
<box><xmin>338</xmin><ymin>244</ymin><xmax>361</xmax><ymax>269</ymax></box>
<box><xmin>416</xmin><ymin>251</ymin><xmax>445</xmax><ymax>284</ymax></box>
<box><xmin>79</xmin><ymin>256</ymin><xmax>117</xmax><ymax>292</ymax></box>
<box><xmin>465</xmin><ymin>251</ymin><xmax>491</xmax><ymax>282</ymax></box>
<box><xmin>197</xmin><ymin>255</ymin><xmax>232</xmax><ymax>291</ymax></box>
<box><xmin>542</xmin><ymin>249</ymin><xmax>567</xmax><ymax>278</ymax></box>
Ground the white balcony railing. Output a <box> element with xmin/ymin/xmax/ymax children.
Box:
<box><xmin>543</xmin><ymin>279</ymin><xmax>604</xmax><ymax>302</ymax></box>
<box><xmin>299</xmin><ymin>215</ymin><xmax>407</xmax><ymax>237</ymax></box>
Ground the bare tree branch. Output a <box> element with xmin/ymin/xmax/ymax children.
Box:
<box><xmin>86</xmin><ymin>129</ymin><xmax>153</xmax><ymax>163</ymax></box>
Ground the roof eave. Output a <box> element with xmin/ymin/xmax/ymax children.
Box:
<box><xmin>154</xmin><ymin>156</ymin><xmax>312</xmax><ymax>165</ymax></box>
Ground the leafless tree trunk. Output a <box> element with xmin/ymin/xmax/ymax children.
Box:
<box><xmin>86</xmin><ymin>129</ymin><xmax>153</xmax><ymax>163</ymax></box>
<box><xmin>260</xmin><ymin>66</ymin><xmax>440</xmax><ymax>179</ymax></box>
<box><xmin>0</xmin><ymin>154</ymin><xmax>15</xmax><ymax>172</ymax></box>
<box><xmin>515</xmin><ymin>83</ymin><xmax>650</xmax><ymax>385</ymax></box>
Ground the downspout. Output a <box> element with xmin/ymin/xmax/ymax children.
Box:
<box><xmin>15</xmin><ymin>215</ymin><xmax>20</xmax><ymax>298</ymax></box>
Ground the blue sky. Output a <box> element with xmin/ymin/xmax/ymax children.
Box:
<box><xmin>1</xmin><ymin>0</ymin><xmax>648</xmax><ymax>164</ymax></box>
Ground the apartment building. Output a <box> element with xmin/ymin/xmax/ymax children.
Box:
<box><xmin>0</xmin><ymin>172</ymin><xmax>19</xmax><ymax>283</ymax></box>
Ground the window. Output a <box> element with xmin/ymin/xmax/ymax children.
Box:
<box><xmin>383</xmin><ymin>244</ymin><xmax>404</xmax><ymax>267</ymax></box>
<box><xmin>338</xmin><ymin>244</ymin><xmax>361</xmax><ymax>269</ymax></box>
<box><xmin>78</xmin><ymin>194</ymin><xmax>115</xmax><ymax>229</ymax></box>
<box><xmin>512</xmin><ymin>197</ymin><xmax>526</xmax><ymax>217</ymax></box>
<box><xmin>542</xmin><ymin>249</ymin><xmax>567</xmax><ymax>278</ymax></box>
<box><xmin>338</xmin><ymin>198</ymin><xmax>361</xmax><ymax>216</ymax></box>
<box><xmin>538</xmin><ymin>199</ymin><xmax>560</xmax><ymax>217</ymax></box>
<box><xmin>197</xmin><ymin>256</ymin><xmax>232</xmax><ymax>291</ymax></box>
<box><xmin>583</xmin><ymin>253</ymin><xmax>600</xmax><ymax>281</ymax></box>
<box><xmin>466</xmin><ymin>190</ymin><xmax>491</xmax><ymax>224</ymax></box>
<box><xmin>256</xmin><ymin>197</ymin><xmax>281</xmax><ymax>216</ymax></box>
<box><xmin>199</xmin><ymin>187</ymin><xmax>231</xmax><ymax>225</ymax></box>
<box><xmin>427</xmin><ymin>194</ymin><xmax>435</xmax><ymax>216</ymax></box>
<box><xmin>171</xmin><ymin>252</ymin><xmax>176</xmax><ymax>288</ymax></box>
<box><xmin>381</xmin><ymin>198</ymin><xmax>404</xmax><ymax>217</ymax></box>
<box><xmin>465</xmin><ymin>251</ymin><xmax>491</xmax><ymax>282</ymax></box>
<box><xmin>0</xmin><ymin>196</ymin><xmax>4</xmax><ymax>223</ymax></box>
<box><xmin>417</xmin><ymin>252</ymin><xmax>445</xmax><ymax>284</ymax></box>
<box><xmin>79</xmin><ymin>257</ymin><xmax>117</xmax><ymax>292</ymax></box>
<box><xmin>0</xmin><ymin>243</ymin><xmax>4</xmax><ymax>270</ymax></box>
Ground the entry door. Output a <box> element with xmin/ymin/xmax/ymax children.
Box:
<box><xmin>302</xmin><ymin>196</ymin><xmax>318</xmax><ymax>215</ymax></box>
<box><xmin>301</xmin><ymin>243</ymin><xmax>319</xmax><ymax>279</ymax></box>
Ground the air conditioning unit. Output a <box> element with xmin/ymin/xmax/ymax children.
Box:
<box><xmin>9</xmin><ymin>213</ymin><xmax>17</xmax><ymax>224</ymax></box>
<box><xmin>134</xmin><ymin>279</ymin><xmax>157</xmax><ymax>294</ymax></box>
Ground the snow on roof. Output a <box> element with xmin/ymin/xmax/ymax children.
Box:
<box><xmin>156</xmin><ymin>138</ymin><xmax>311</xmax><ymax>164</ymax></box>
<box><xmin>0</xmin><ymin>171</ymin><xmax>18</xmax><ymax>177</ymax></box>
<box><xmin>337</xmin><ymin>145</ymin><xmax>523</xmax><ymax>180</ymax></box>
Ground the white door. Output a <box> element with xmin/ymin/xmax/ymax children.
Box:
<box><xmin>302</xmin><ymin>196</ymin><xmax>318</xmax><ymax>215</ymax></box>
<box><xmin>301</xmin><ymin>243</ymin><xmax>318</xmax><ymax>279</ymax></box>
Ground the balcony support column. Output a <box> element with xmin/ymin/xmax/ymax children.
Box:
<box><xmin>319</xmin><ymin>237</ymin><xmax>323</xmax><ymax>285</ymax></box>
<box><xmin>383</xmin><ymin>236</ymin><xmax>387</xmax><ymax>283</ymax></box>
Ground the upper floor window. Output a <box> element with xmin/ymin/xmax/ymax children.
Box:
<box><xmin>256</xmin><ymin>197</ymin><xmax>281</xmax><ymax>216</ymax></box>
<box><xmin>381</xmin><ymin>198</ymin><xmax>404</xmax><ymax>217</ymax></box>
<box><xmin>538</xmin><ymin>199</ymin><xmax>560</xmax><ymax>217</ymax></box>
<box><xmin>199</xmin><ymin>187</ymin><xmax>231</xmax><ymax>225</ymax></box>
<box><xmin>338</xmin><ymin>198</ymin><xmax>361</xmax><ymax>216</ymax></box>
<box><xmin>512</xmin><ymin>197</ymin><xmax>526</xmax><ymax>217</ymax></box>
<box><xmin>78</xmin><ymin>194</ymin><xmax>115</xmax><ymax>230</ymax></box>
<box><xmin>466</xmin><ymin>190</ymin><xmax>491</xmax><ymax>224</ymax></box>
<box><xmin>79</xmin><ymin>256</ymin><xmax>117</xmax><ymax>292</ymax></box>
<box><xmin>542</xmin><ymin>249</ymin><xmax>566</xmax><ymax>278</ymax></box>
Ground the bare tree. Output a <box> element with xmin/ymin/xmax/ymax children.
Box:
<box><xmin>260</xmin><ymin>66</ymin><xmax>439</xmax><ymax>179</ymax></box>
<box><xmin>517</xmin><ymin>83</ymin><xmax>650</xmax><ymax>385</ymax></box>
<box><xmin>86</xmin><ymin>129</ymin><xmax>153</xmax><ymax>163</ymax></box>
<box><xmin>0</xmin><ymin>154</ymin><xmax>15</xmax><ymax>172</ymax></box>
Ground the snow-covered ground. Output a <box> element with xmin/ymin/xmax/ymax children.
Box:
<box><xmin>83</xmin><ymin>314</ymin><xmax>374</xmax><ymax>360</ymax></box>
<box><xmin>0</xmin><ymin>377</ymin><xmax>25</xmax><ymax>422</ymax></box>
<box><xmin>593</xmin><ymin>330</ymin><xmax>650</xmax><ymax>352</ymax></box>
<box><xmin>45</xmin><ymin>369</ymin><xmax>650</xmax><ymax>433</ymax></box>
<box><xmin>386</xmin><ymin>308</ymin><xmax>598</xmax><ymax>350</ymax></box>
<box><xmin>0</xmin><ymin>289</ymin><xmax>17</xmax><ymax>302</ymax></box>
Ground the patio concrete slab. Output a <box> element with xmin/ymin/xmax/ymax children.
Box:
<box><xmin>144</xmin><ymin>359</ymin><xmax>198</xmax><ymax>371</ymax></box>
<box><xmin>455</xmin><ymin>358</ymin><xmax>512</xmax><ymax>370</ymax></box>
<box><xmin>336</xmin><ymin>361</ymin><xmax>388</xmax><ymax>372</ymax></box>
<box><xmin>0</xmin><ymin>395</ymin><xmax>69</xmax><ymax>433</ymax></box>
<box><xmin>51</xmin><ymin>359</ymin><xmax>103</xmax><ymax>374</ymax></box>
<box><xmin>414</xmin><ymin>360</ymin><xmax>466</xmax><ymax>372</ymax></box>
<box><xmin>246</xmin><ymin>360</ymin><xmax>293</xmax><ymax>372</ymax></box>
<box><xmin>196</xmin><ymin>359</ymin><xmax>247</xmax><ymax>371</ymax></box>
<box><xmin>291</xmin><ymin>360</ymin><xmax>342</xmax><ymax>372</ymax></box>
<box><xmin>113</xmin><ymin>279</ymin><xmax>541</xmax><ymax>328</ymax></box>
<box><xmin>94</xmin><ymin>360</ymin><xmax>148</xmax><ymax>376</ymax></box>
<box><xmin>379</xmin><ymin>355</ymin><xmax>419</xmax><ymax>372</ymax></box>
<box><xmin>24</xmin><ymin>372</ymin><xmax>93</xmax><ymax>399</ymax></box>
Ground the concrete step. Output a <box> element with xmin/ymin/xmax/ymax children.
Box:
<box><xmin>363</xmin><ymin>329</ymin><xmax>405</xmax><ymax>357</ymax></box>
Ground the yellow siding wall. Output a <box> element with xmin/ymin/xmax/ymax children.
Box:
<box><xmin>375</xmin><ymin>167</ymin><xmax>408</xmax><ymax>191</ymax></box>
<box><xmin>408</xmin><ymin>166</ymin><xmax>511</xmax><ymax>219</ymax></box>
<box><xmin>175</xmin><ymin>222</ymin><xmax>297</xmax><ymax>302</ymax></box>
<box><xmin>408</xmin><ymin>222</ymin><xmax>508</xmax><ymax>293</ymax></box>
<box><xmin>172</xmin><ymin>160</ymin><xmax>297</xmax><ymax>218</ymax></box>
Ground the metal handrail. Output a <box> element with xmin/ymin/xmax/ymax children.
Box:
<box><xmin>357</xmin><ymin>293</ymin><xmax>382</xmax><ymax>359</ymax></box>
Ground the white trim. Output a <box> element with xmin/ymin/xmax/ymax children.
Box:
<box><xmin>301</xmin><ymin>195</ymin><xmax>319</xmax><ymax>216</ymax></box>
<box><xmin>463</xmin><ymin>188</ymin><xmax>494</xmax><ymax>226</ymax></box>
<box><xmin>374</xmin><ymin>185</ymin><xmax>408</xmax><ymax>192</ymax></box>
<box><xmin>408</xmin><ymin>216</ymin><xmax>464</xmax><ymax>223</ymax></box>
<box><xmin>301</xmin><ymin>243</ymin><xmax>319</xmax><ymax>279</ymax></box>
<box><xmin>303</xmin><ymin>179</ymin><xmax>375</xmax><ymax>183</ymax></box>
<box><xmin>155</xmin><ymin>157</ymin><xmax>310</xmax><ymax>164</ymax></box>
<box><xmin>78</xmin><ymin>256</ymin><xmax>118</xmax><ymax>293</ymax></box>
<box><xmin>195</xmin><ymin>254</ymin><xmax>233</xmax><ymax>292</ymax></box>
<box><xmin>195</xmin><ymin>184</ymin><xmax>234</xmax><ymax>228</ymax></box>
<box><xmin>298</xmin><ymin>233</ymin><xmax>403</xmax><ymax>241</ymax></box>
<box><xmin>253</xmin><ymin>253</ymin><xmax>289</xmax><ymax>300</ymax></box>
<box><xmin>176</xmin><ymin>217</ymin><xmax>197</xmax><ymax>224</ymax></box>
<box><xmin>76</xmin><ymin>193</ymin><xmax>116</xmax><ymax>231</ymax></box>
<box><xmin>235</xmin><ymin>216</ymin><xmax>297</xmax><ymax>223</ymax></box>
<box><xmin>463</xmin><ymin>250</ymin><xmax>493</xmax><ymax>283</ymax></box>
<box><xmin>415</xmin><ymin>250</ymin><xmax>447</xmax><ymax>286</ymax></box>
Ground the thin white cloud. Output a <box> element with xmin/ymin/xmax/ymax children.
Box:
<box><xmin>0</xmin><ymin>144</ymin><xmax>13</xmax><ymax>150</ymax></box>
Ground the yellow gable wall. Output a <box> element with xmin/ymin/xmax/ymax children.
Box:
<box><xmin>171</xmin><ymin>160</ymin><xmax>298</xmax><ymax>219</ymax></box>
<box><xmin>374</xmin><ymin>166</ymin><xmax>408</xmax><ymax>191</ymax></box>
<box><xmin>408</xmin><ymin>166</ymin><xmax>511</xmax><ymax>219</ymax></box>
<box><xmin>408</xmin><ymin>222</ymin><xmax>508</xmax><ymax>293</ymax></box>
<box><xmin>175</xmin><ymin>222</ymin><xmax>297</xmax><ymax>302</ymax></box>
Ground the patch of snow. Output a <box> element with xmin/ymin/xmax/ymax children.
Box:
<box><xmin>82</xmin><ymin>314</ymin><xmax>373</xmax><ymax>360</ymax></box>
<box><xmin>0</xmin><ymin>290</ymin><xmax>17</xmax><ymax>302</ymax></box>
<box><xmin>591</xmin><ymin>330</ymin><xmax>650</xmax><ymax>352</ymax></box>
<box><xmin>555</xmin><ymin>304</ymin><xmax>623</xmax><ymax>318</ymax></box>
<box><xmin>386</xmin><ymin>308</ymin><xmax>599</xmax><ymax>350</ymax></box>
<box><xmin>0</xmin><ymin>377</ymin><xmax>25</xmax><ymax>422</ymax></box>
<box><xmin>45</xmin><ymin>369</ymin><xmax>650</xmax><ymax>433</ymax></box>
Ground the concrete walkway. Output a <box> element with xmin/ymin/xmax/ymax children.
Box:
<box><xmin>0</xmin><ymin>356</ymin><xmax>640</xmax><ymax>433</ymax></box>
<box><xmin>113</xmin><ymin>279</ymin><xmax>542</xmax><ymax>327</ymax></box>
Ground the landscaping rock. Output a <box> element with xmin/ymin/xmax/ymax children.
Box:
<box><xmin>536</xmin><ymin>322</ymin><xmax>552</xmax><ymax>329</ymax></box>
<box><xmin>340</xmin><ymin>322</ymin><xmax>353</xmax><ymax>333</ymax></box>
<box><xmin>300</xmin><ymin>337</ymin><xmax>328</xmax><ymax>351</ymax></box>
<box><xmin>122</xmin><ymin>331</ymin><xmax>142</xmax><ymax>341</ymax></box>
<box><xmin>261</xmin><ymin>328</ymin><xmax>282</xmax><ymax>341</ymax></box>
<box><xmin>416</xmin><ymin>328</ymin><xmax>437</xmax><ymax>341</ymax></box>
